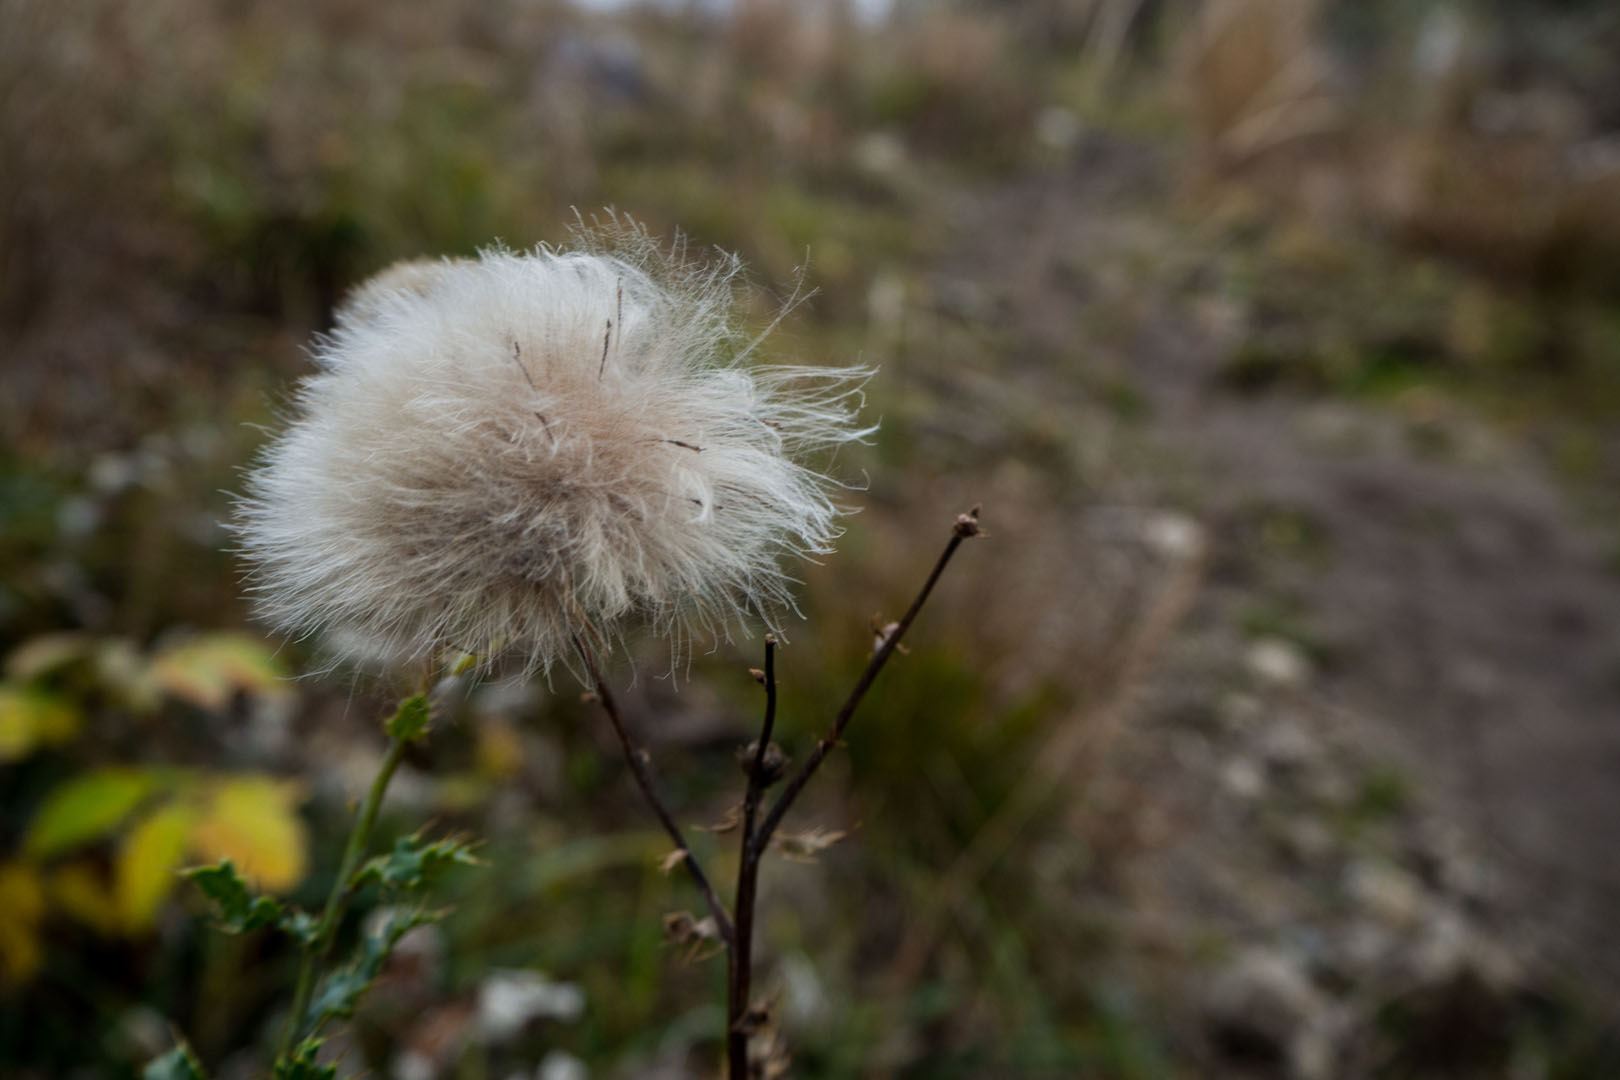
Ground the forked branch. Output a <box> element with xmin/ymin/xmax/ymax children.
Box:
<box><xmin>727</xmin><ymin>505</ymin><xmax>981</xmax><ymax>1079</ymax></box>
<box><xmin>578</xmin><ymin>507</ymin><xmax>981</xmax><ymax>1080</ymax></box>
<box><xmin>751</xmin><ymin>506</ymin><xmax>981</xmax><ymax>854</ymax></box>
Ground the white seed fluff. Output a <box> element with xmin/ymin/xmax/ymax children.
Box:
<box><xmin>236</xmin><ymin>230</ymin><xmax>870</xmax><ymax>675</ymax></box>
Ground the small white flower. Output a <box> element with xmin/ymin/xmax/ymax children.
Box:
<box><xmin>236</xmin><ymin>222</ymin><xmax>870</xmax><ymax>675</ymax></box>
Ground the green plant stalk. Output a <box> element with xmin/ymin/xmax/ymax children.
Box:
<box><xmin>276</xmin><ymin>733</ymin><xmax>411</xmax><ymax>1061</ymax></box>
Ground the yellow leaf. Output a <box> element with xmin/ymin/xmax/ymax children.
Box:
<box><xmin>0</xmin><ymin>861</ymin><xmax>47</xmax><ymax>984</ymax></box>
<box><xmin>150</xmin><ymin>633</ymin><xmax>289</xmax><ymax>712</ymax></box>
<box><xmin>0</xmin><ymin>685</ymin><xmax>82</xmax><ymax>763</ymax></box>
<box><xmin>189</xmin><ymin>777</ymin><xmax>308</xmax><ymax>893</ymax></box>
<box><xmin>50</xmin><ymin>862</ymin><xmax>123</xmax><ymax>938</ymax></box>
<box><xmin>116</xmin><ymin>802</ymin><xmax>195</xmax><ymax>933</ymax></box>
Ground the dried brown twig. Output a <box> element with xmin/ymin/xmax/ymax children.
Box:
<box><xmin>573</xmin><ymin>636</ymin><xmax>736</xmax><ymax>947</ymax></box>
<box><xmin>578</xmin><ymin>507</ymin><xmax>982</xmax><ymax>1080</ymax></box>
<box><xmin>726</xmin><ymin>505</ymin><xmax>981</xmax><ymax>1078</ymax></box>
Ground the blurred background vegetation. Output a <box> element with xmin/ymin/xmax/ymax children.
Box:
<box><xmin>4</xmin><ymin>0</ymin><xmax>1620</xmax><ymax>1077</ymax></box>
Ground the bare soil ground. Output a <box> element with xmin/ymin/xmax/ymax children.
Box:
<box><xmin>926</xmin><ymin>140</ymin><xmax>1620</xmax><ymax>1069</ymax></box>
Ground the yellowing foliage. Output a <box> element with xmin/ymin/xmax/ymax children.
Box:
<box><xmin>149</xmin><ymin>633</ymin><xmax>289</xmax><ymax>712</ymax></box>
<box><xmin>13</xmin><ymin>769</ymin><xmax>312</xmax><ymax>953</ymax></box>
<box><xmin>26</xmin><ymin>768</ymin><xmax>160</xmax><ymax>858</ymax></box>
<box><xmin>188</xmin><ymin>777</ymin><xmax>308</xmax><ymax>893</ymax></box>
<box><xmin>0</xmin><ymin>686</ymin><xmax>81</xmax><ymax>763</ymax></box>
<box><xmin>49</xmin><ymin>863</ymin><xmax>123</xmax><ymax>938</ymax></box>
<box><xmin>117</xmin><ymin>803</ymin><xmax>197</xmax><ymax>933</ymax></box>
<box><xmin>0</xmin><ymin>862</ymin><xmax>46</xmax><ymax>984</ymax></box>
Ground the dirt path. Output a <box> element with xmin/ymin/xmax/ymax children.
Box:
<box><xmin>939</xmin><ymin>146</ymin><xmax>1620</xmax><ymax>1033</ymax></box>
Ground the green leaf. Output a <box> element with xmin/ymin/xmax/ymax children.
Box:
<box><xmin>184</xmin><ymin>860</ymin><xmax>284</xmax><ymax>933</ymax></box>
<box><xmin>144</xmin><ymin>1039</ymin><xmax>209</xmax><ymax>1080</ymax></box>
<box><xmin>27</xmin><ymin>768</ymin><xmax>162</xmax><ymax>857</ymax></box>
<box><xmin>384</xmin><ymin>694</ymin><xmax>431</xmax><ymax>742</ymax></box>
<box><xmin>278</xmin><ymin>907</ymin><xmax>320</xmax><ymax>947</ymax></box>
<box><xmin>307</xmin><ymin>908</ymin><xmax>440</xmax><ymax>1029</ymax></box>
<box><xmin>351</xmin><ymin>834</ymin><xmax>480</xmax><ymax>894</ymax></box>
<box><xmin>272</xmin><ymin>1039</ymin><xmax>337</xmax><ymax>1080</ymax></box>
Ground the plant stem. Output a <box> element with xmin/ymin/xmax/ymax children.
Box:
<box><xmin>573</xmin><ymin>637</ymin><xmax>736</xmax><ymax>946</ymax></box>
<box><xmin>727</xmin><ymin>506</ymin><xmax>980</xmax><ymax>1080</ymax></box>
<box><xmin>277</xmin><ymin>732</ymin><xmax>411</xmax><ymax>1060</ymax></box>
<box><xmin>752</xmin><ymin>509</ymin><xmax>978</xmax><ymax>855</ymax></box>
<box><xmin>728</xmin><ymin>636</ymin><xmax>777</xmax><ymax>1079</ymax></box>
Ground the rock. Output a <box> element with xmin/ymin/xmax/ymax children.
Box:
<box><xmin>476</xmin><ymin>970</ymin><xmax>585</xmax><ymax>1042</ymax></box>
<box><xmin>1034</xmin><ymin>105</ymin><xmax>1081</xmax><ymax>152</ymax></box>
<box><xmin>1205</xmin><ymin>946</ymin><xmax>1336</xmax><ymax>1078</ymax></box>
<box><xmin>1345</xmin><ymin>861</ymin><xmax>1427</xmax><ymax>930</ymax></box>
<box><xmin>1222</xmin><ymin>755</ymin><xmax>1267</xmax><ymax>800</ymax></box>
<box><xmin>1277</xmin><ymin>818</ymin><xmax>1335</xmax><ymax>865</ymax></box>
<box><xmin>1246</xmin><ymin>638</ymin><xmax>1313</xmax><ymax>689</ymax></box>
<box><xmin>852</xmin><ymin>131</ymin><xmax>907</xmax><ymax>178</ymax></box>
<box><xmin>1257</xmin><ymin>719</ymin><xmax>1321</xmax><ymax>771</ymax></box>
<box><xmin>1337</xmin><ymin>917</ymin><xmax>1399</xmax><ymax>976</ymax></box>
<box><xmin>537</xmin><ymin>1051</ymin><xmax>588</xmax><ymax>1080</ymax></box>
<box><xmin>1410</xmin><ymin>906</ymin><xmax>1522</xmax><ymax>990</ymax></box>
<box><xmin>1142</xmin><ymin>510</ymin><xmax>1206</xmax><ymax>562</ymax></box>
<box><xmin>1218</xmin><ymin>690</ymin><xmax>1264</xmax><ymax>729</ymax></box>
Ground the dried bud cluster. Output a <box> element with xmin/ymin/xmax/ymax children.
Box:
<box><xmin>235</xmin><ymin>224</ymin><xmax>871</xmax><ymax>675</ymax></box>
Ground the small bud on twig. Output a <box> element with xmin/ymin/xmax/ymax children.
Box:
<box><xmin>870</xmin><ymin>617</ymin><xmax>910</xmax><ymax>656</ymax></box>
<box><xmin>736</xmin><ymin>740</ymin><xmax>789</xmax><ymax>785</ymax></box>
<box><xmin>749</xmin><ymin>668</ymin><xmax>767</xmax><ymax>685</ymax></box>
<box><xmin>953</xmin><ymin>504</ymin><xmax>984</xmax><ymax>538</ymax></box>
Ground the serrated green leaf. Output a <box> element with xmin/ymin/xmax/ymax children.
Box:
<box><xmin>184</xmin><ymin>860</ymin><xmax>283</xmax><ymax>933</ymax></box>
<box><xmin>144</xmin><ymin>1039</ymin><xmax>209</xmax><ymax>1080</ymax></box>
<box><xmin>306</xmin><ymin>908</ymin><xmax>440</xmax><ymax>1030</ymax></box>
<box><xmin>272</xmin><ymin>1039</ymin><xmax>337</xmax><ymax>1080</ymax></box>
<box><xmin>350</xmin><ymin>834</ymin><xmax>480</xmax><ymax>894</ymax></box>
<box><xmin>278</xmin><ymin>907</ymin><xmax>320</xmax><ymax>947</ymax></box>
<box><xmin>384</xmin><ymin>694</ymin><xmax>431</xmax><ymax>741</ymax></box>
<box><xmin>27</xmin><ymin>768</ymin><xmax>162</xmax><ymax>857</ymax></box>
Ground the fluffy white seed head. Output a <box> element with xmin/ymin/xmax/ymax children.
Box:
<box><xmin>235</xmin><ymin>226</ymin><xmax>871</xmax><ymax>677</ymax></box>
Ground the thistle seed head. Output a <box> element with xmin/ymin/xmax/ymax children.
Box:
<box><xmin>234</xmin><ymin>223</ymin><xmax>871</xmax><ymax>677</ymax></box>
